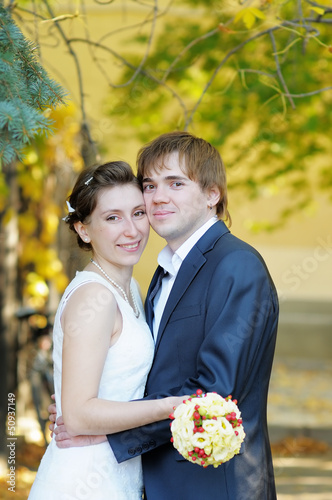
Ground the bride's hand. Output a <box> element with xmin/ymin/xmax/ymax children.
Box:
<box><xmin>47</xmin><ymin>395</ymin><xmax>57</xmax><ymax>435</ymax></box>
<box><xmin>48</xmin><ymin>395</ymin><xmax>106</xmax><ymax>448</ymax></box>
<box><xmin>53</xmin><ymin>418</ymin><xmax>106</xmax><ymax>448</ymax></box>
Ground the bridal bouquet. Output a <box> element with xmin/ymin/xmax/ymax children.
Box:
<box><xmin>169</xmin><ymin>390</ymin><xmax>245</xmax><ymax>468</ymax></box>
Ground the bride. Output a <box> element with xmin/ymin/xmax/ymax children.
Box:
<box><xmin>28</xmin><ymin>161</ymin><xmax>183</xmax><ymax>500</ymax></box>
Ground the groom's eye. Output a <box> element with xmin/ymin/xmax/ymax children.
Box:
<box><xmin>143</xmin><ymin>184</ymin><xmax>155</xmax><ymax>191</ymax></box>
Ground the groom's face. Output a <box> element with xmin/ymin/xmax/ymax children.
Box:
<box><xmin>142</xmin><ymin>151</ymin><xmax>215</xmax><ymax>251</ymax></box>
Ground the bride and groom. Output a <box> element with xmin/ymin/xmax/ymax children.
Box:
<box><xmin>28</xmin><ymin>131</ymin><xmax>279</xmax><ymax>499</ymax></box>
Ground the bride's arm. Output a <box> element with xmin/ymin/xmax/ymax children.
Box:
<box><xmin>61</xmin><ymin>283</ymin><xmax>182</xmax><ymax>437</ymax></box>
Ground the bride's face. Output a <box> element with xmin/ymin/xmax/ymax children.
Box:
<box><xmin>81</xmin><ymin>184</ymin><xmax>149</xmax><ymax>269</ymax></box>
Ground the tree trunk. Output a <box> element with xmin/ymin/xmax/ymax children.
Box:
<box><xmin>0</xmin><ymin>163</ymin><xmax>19</xmax><ymax>471</ymax></box>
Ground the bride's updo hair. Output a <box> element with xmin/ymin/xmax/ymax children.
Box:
<box><xmin>64</xmin><ymin>161</ymin><xmax>141</xmax><ymax>250</ymax></box>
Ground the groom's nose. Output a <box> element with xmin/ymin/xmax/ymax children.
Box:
<box><xmin>150</xmin><ymin>185</ymin><xmax>170</xmax><ymax>205</ymax></box>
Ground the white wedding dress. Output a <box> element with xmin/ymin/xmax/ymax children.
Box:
<box><xmin>28</xmin><ymin>271</ymin><xmax>154</xmax><ymax>500</ymax></box>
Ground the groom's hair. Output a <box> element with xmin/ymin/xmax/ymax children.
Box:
<box><xmin>136</xmin><ymin>131</ymin><xmax>230</xmax><ymax>224</ymax></box>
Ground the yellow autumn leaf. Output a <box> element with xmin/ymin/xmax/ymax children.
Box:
<box><xmin>18</xmin><ymin>213</ymin><xmax>38</xmax><ymax>236</ymax></box>
<box><xmin>35</xmin><ymin>248</ymin><xmax>63</xmax><ymax>279</ymax></box>
<box><xmin>234</xmin><ymin>8</ymin><xmax>246</xmax><ymax>24</ymax></box>
<box><xmin>250</xmin><ymin>7</ymin><xmax>266</xmax><ymax>20</ymax></box>
<box><xmin>37</xmin><ymin>260</ymin><xmax>63</xmax><ymax>280</ymax></box>
<box><xmin>310</xmin><ymin>7</ymin><xmax>325</xmax><ymax>15</ymax></box>
<box><xmin>41</xmin><ymin>212</ymin><xmax>60</xmax><ymax>244</ymax></box>
<box><xmin>19</xmin><ymin>239</ymin><xmax>40</xmax><ymax>266</ymax></box>
<box><xmin>25</xmin><ymin>272</ymin><xmax>49</xmax><ymax>299</ymax></box>
<box><xmin>53</xmin><ymin>272</ymin><xmax>70</xmax><ymax>293</ymax></box>
<box><xmin>22</xmin><ymin>150</ymin><xmax>39</xmax><ymax>166</ymax></box>
<box><xmin>234</xmin><ymin>7</ymin><xmax>265</xmax><ymax>29</ymax></box>
<box><xmin>18</xmin><ymin>172</ymin><xmax>43</xmax><ymax>201</ymax></box>
<box><xmin>242</xmin><ymin>10</ymin><xmax>256</xmax><ymax>29</ymax></box>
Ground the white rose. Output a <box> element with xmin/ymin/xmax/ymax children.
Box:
<box><xmin>191</xmin><ymin>433</ymin><xmax>212</xmax><ymax>449</ymax></box>
<box><xmin>202</xmin><ymin>419</ymin><xmax>222</xmax><ymax>435</ymax></box>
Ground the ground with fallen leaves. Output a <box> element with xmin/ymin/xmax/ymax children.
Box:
<box><xmin>1</xmin><ymin>359</ymin><xmax>331</xmax><ymax>498</ymax></box>
<box><xmin>0</xmin><ymin>442</ymin><xmax>45</xmax><ymax>499</ymax></box>
<box><xmin>0</xmin><ymin>435</ymin><xmax>330</xmax><ymax>499</ymax></box>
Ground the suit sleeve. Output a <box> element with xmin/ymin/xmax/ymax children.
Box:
<box><xmin>108</xmin><ymin>249</ymin><xmax>279</xmax><ymax>462</ymax></box>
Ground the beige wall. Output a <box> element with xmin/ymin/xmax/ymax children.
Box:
<box><xmin>230</xmin><ymin>196</ymin><xmax>332</xmax><ymax>304</ymax></box>
<box><xmin>134</xmin><ymin>201</ymin><xmax>332</xmax><ymax>301</ymax></box>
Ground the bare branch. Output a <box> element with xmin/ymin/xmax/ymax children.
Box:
<box><xmin>284</xmin><ymin>86</ymin><xmax>332</xmax><ymax>98</ymax></box>
<box><xmin>269</xmin><ymin>31</ymin><xmax>295</xmax><ymax>109</ymax></box>
<box><xmin>111</xmin><ymin>0</ymin><xmax>159</xmax><ymax>88</ymax></box>
<box><xmin>162</xmin><ymin>27</ymin><xmax>220</xmax><ymax>83</ymax></box>
<box><xmin>85</xmin><ymin>0</ymin><xmax>173</xmax><ymax>87</ymax></box>
<box><xmin>184</xmin><ymin>12</ymin><xmax>331</xmax><ymax>128</ymax></box>
<box><xmin>96</xmin><ymin>0</ymin><xmax>173</xmax><ymax>42</ymax></box>
<box><xmin>41</xmin><ymin>1</ymin><xmax>86</xmax><ymax>121</ymax></box>
<box><xmin>184</xmin><ymin>27</ymin><xmax>276</xmax><ymax>129</ymax></box>
<box><xmin>40</xmin><ymin>12</ymin><xmax>80</xmax><ymax>24</ymax></box>
<box><xmin>67</xmin><ymin>37</ymin><xmax>189</xmax><ymax>121</ymax></box>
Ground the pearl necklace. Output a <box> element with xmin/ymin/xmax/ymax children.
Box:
<box><xmin>90</xmin><ymin>259</ymin><xmax>139</xmax><ymax>318</ymax></box>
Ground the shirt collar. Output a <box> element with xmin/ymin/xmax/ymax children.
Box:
<box><xmin>157</xmin><ymin>216</ymin><xmax>218</xmax><ymax>277</ymax></box>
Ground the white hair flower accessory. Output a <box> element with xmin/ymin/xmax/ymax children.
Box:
<box><xmin>66</xmin><ymin>200</ymin><xmax>75</xmax><ymax>213</ymax></box>
<box><xmin>62</xmin><ymin>200</ymin><xmax>75</xmax><ymax>221</ymax></box>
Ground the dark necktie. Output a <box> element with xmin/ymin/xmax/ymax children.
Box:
<box><xmin>149</xmin><ymin>269</ymin><xmax>169</xmax><ymax>303</ymax></box>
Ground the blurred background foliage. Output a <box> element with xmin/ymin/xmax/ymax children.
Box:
<box><xmin>0</xmin><ymin>0</ymin><xmax>331</xmax><ymax>476</ymax></box>
<box><xmin>107</xmin><ymin>0</ymin><xmax>332</xmax><ymax>231</ymax></box>
<box><xmin>2</xmin><ymin>0</ymin><xmax>329</xmax><ymax>308</ymax></box>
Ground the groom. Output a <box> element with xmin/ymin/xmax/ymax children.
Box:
<box><xmin>52</xmin><ymin>131</ymin><xmax>279</xmax><ymax>499</ymax></box>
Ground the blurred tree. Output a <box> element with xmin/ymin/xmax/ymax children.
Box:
<box><xmin>13</xmin><ymin>104</ymin><xmax>85</xmax><ymax>438</ymax></box>
<box><xmin>0</xmin><ymin>2</ymin><xmax>67</xmax><ymax>463</ymax></box>
<box><xmin>0</xmin><ymin>103</ymin><xmax>84</xmax><ymax>459</ymax></box>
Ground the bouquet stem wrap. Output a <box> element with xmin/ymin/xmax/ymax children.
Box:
<box><xmin>170</xmin><ymin>391</ymin><xmax>245</xmax><ymax>468</ymax></box>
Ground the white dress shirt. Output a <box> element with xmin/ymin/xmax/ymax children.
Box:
<box><xmin>152</xmin><ymin>216</ymin><xmax>218</xmax><ymax>339</ymax></box>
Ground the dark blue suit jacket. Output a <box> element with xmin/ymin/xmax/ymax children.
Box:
<box><xmin>108</xmin><ymin>221</ymin><xmax>279</xmax><ymax>499</ymax></box>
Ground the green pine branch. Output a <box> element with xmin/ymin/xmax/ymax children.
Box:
<box><xmin>0</xmin><ymin>4</ymin><xmax>67</xmax><ymax>168</ymax></box>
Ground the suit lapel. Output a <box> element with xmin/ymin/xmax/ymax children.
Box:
<box><xmin>154</xmin><ymin>220</ymin><xmax>230</xmax><ymax>351</ymax></box>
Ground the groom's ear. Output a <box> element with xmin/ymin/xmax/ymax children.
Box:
<box><xmin>207</xmin><ymin>184</ymin><xmax>221</xmax><ymax>207</ymax></box>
